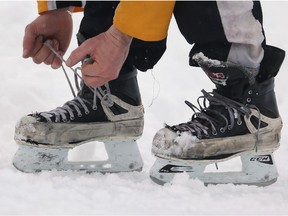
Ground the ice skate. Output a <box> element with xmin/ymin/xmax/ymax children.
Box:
<box><xmin>150</xmin><ymin>152</ymin><xmax>279</xmax><ymax>186</ymax></box>
<box><xmin>13</xmin><ymin>65</ymin><xmax>144</xmax><ymax>173</ymax></box>
<box><xmin>150</xmin><ymin>45</ymin><xmax>285</xmax><ymax>186</ymax></box>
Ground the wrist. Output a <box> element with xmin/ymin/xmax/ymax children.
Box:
<box><xmin>40</xmin><ymin>7</ymin><xmax>73</xmax><ymax>16</ymax></box>
<box><xmin>108</xmin><ymin>25</ymin><xmax>133</xmax><ymax>47</ymax></box>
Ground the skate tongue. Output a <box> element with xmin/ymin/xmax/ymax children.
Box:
<box><xmin>192</xmin><ymin>52</ymin><xmax>257</xmax><ymax>88</ymax></box>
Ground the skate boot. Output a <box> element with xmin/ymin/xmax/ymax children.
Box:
<box><xmin>150</xmin><ymin>45</ymin><xmax>285</xmax><ymax>186</ymax></box>
<box><xmin>13</xmin><ymin>65</ymin><xmax>144</xmax><ymax>173</ymax></box>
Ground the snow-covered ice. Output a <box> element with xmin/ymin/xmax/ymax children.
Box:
<box><xmin>1</xmin><ymin>1</ymin><xmax>288</xmax><ymax>215</ymax></box>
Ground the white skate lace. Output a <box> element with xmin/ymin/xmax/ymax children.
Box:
<box><xmin>171</xmin><ymin>90</ymin><xmax>261</xmax><ymax>151</ymax></box>
<box><xmin>36</xmin><ymin>42</ymin><xmax>114</xmax><ymax>123</ymax></box>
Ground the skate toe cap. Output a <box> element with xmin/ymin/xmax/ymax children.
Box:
<box><xmin>152</xmin><ymin>128</ymin><xmax>198</xmax><ymax>158</ymax></box>
<box><xmin>16</xmin><ymin>115</ymin><xmax>37</xmax><ymax>125</ymax></box>
<box><xmin>152</xmin><ymin>128</ymin><xmax>176</xmax><ymax>148</ymax></box>
<box><xmin>14</xmin><ymin>115</ymin><xmax>38</xmax><ymax>141</ymax></box>
<box><xmin>152</xmin><ymin>128</ymin><xmax>180</xmax><ymax>156</ymax></box>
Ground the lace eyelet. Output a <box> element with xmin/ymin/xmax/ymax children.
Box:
<box><xmin>85</xmin><ymin>111</ymin><xmax>90</xmax><ymax>115</ymax></box>
<box><xmin>92</xmin><ymin>106</ymin><xmax>97</xmax><ymax>110</ymax></box>
<box><xmin>78</xmin><ymin>114</ymin><xmax>82</xmax><ymax>117</ymax></box>
<box><xmin>70</xmin><ymin>116</ymin><xmax>75</xmax><ymax>121</ymax></box>
<box><xmin>212</xmin><ymin>130</ymin><xmax>217</xmax><ymax>136</ymax></box>
<box><xmin>228</xmin><ymin>125</ymin><xmax>232</xmax><ymax>130</ymax></box>
<box><xmin>220</xmin><ymin>128</ymin><xmax>225</xmax><ymax>133</ymax></box>
<box><xmin>237</xmin><ymin>121</ymin><xmax>242</xmax><ymax>125</ymax></box>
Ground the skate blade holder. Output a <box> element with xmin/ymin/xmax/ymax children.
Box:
<box><xmin>150</xmin><ymin>152</ymin><xmax>278</xmax><ymax>187</ymax></box>
<box><xmin>13</xmin><ymin>140</ymin><xmax>143</xmax><ymax>173</ymax></box>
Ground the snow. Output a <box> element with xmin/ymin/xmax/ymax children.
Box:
<box><xmin>192</xmin><ymin>52</ymin><xmax>223</xmax><ymax>67</ymax></box>
<box><xmin>1</xmin><ymin>1</ymin><xmax>288</xmax><ymax>215</ymax></box>
<box><xmin>152</xmin><ymin>128</ymin><xmax>199</xmax><ymax>157</ymax></box>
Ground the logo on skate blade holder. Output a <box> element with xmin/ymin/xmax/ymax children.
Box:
<box><xmin>250</xmin><ymin>155</ymin><xmax>273</xmax><ymax>165</ymax></box>
<box><xmin>159</xmin><ymin>164</ymin><xmax>194</xmax><ymax>173</ymax></box>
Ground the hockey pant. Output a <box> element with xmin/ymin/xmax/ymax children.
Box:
<box><xmin>78</xmin><ymin>1</ymin><xmax>278</xmax><ymax>80</ymax></box>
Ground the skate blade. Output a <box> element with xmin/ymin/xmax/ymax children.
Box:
<box><xmin>150</xmin><ymin>152</ymin><xmax>279</xmax><ymax>187</ymax></box>
<box><xmin>13</xmin><ymin>140</ymin><xmax>143</xmax><ymax>173</ymax></box>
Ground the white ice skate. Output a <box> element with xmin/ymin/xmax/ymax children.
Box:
<box><xmin>150</xmin><ymin>103</ymin><xmax>281</xmax><ymax>186</ymax></box>
<box><xmin>13</xmin><ymin>42</ymin><xmax>144</xmax><ymax>173</ymax></box>
<box><xmin>13</xmin><ymin>140</ymin><xmax>143</xmax><ymax>173</ymax></box>
<box><xmin>150</xmin><ymin>152</ymin><xmax>279</xmax><ymax>186</ymax></box>
<box><xmin>149</xmin><ymin>49</ymin><xmax>284</xmax><ymax>186</ymax></box>
<box><xmin>150</xmin><ymin>98</ymin><xmax>282</xmax><ymax>186</ymax></box>
<box><xmin>13</xmin><ymin>90</ymin><xmax>145</xmax><ymax>173</ymax></box>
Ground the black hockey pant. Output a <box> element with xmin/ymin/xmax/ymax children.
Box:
<box><xmin>78</xmin><ymin>1</ymin><xmax>281</xmax><ymax>80</ymax></box>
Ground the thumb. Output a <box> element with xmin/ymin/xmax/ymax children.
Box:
<box><xmin>66</xmin><ymin>42</ymin><xmax>90</xmax><ymax>67</ymax></box>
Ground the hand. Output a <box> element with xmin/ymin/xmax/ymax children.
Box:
<box><xmin>66</xmin><ymin>25</ymin><xmax>132</xmax><ymax>88</ymax></box>
<box><xmin>23</xmin><ymin>7</ymin><xmax>73</xmax><ymax>69</ymax></box>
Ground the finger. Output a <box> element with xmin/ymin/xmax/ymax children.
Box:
<box><xmin>83</xmin><ymin>60</ymin><xmax>120</xmax><ymax>83</ymax></box>
<box><xmin>44</xmin><ymin>52</ymin><xmax>56</xmax><ymax>65</ymax></box>
<box><xmin>24</xmin><ymin>35</ymin><xmax>43</xmax><ymax>59</ymax></box>
<box><xmin>51</xmin><ymin>50</ymin><xmax>64</xmax><ymax>69</ymax></box>
<box><xmin>82</xmin><ymin>63</ymin><xmax>119</xmax><ymax>88</ymax></box>
<box><xmin>23</xmin><ymin>24</ymin><xmax>42</xmax><ymax>58</ymax></box>
<box><xmin>81</xmin><ymin>63</ymin><xmax>106</xmax><ymax>88</ymax></box>
<box><xmin>43</xmin><ymin>40</ymin><xmax>59</xmax><ymax>65</ymax></box>
<box><xmin>81</xmin><ymin>63</ymin><xmax>102</xmax><ymax>77</ymax></box>
<box><xmin>82</xmin><ymin>74</ymin><xmax>108</xmax><ymax>88</ymax></box>
<box><xmin>66</xmin><ymin>41</ymin><xmax>93</xmax><ymax>67</ymax></box>
<box><xmin>32</xmin><ymin>39</ymin><xmax>56</xmax><ymax>64</ymax></box>
<box><xmin>23</xmin><ymin>24</ymin><xmax>35</xmax><ymax>58</ymax></box>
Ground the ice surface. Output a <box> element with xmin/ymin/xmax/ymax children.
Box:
<box><xmin>1</xmin><ymin>1</ymin><xmax>288</xmax><ymax>215</ymax></box>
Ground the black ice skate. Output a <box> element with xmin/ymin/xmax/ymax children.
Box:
<box><xmin>150</xmin><ymin>45</ymin><xmax>285</xmax><ymax>186</ymax></box>
<box><xmin>13</xmin><ymin>62</ymin><xmax>144</xmax><ymax>173</ymax></box>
